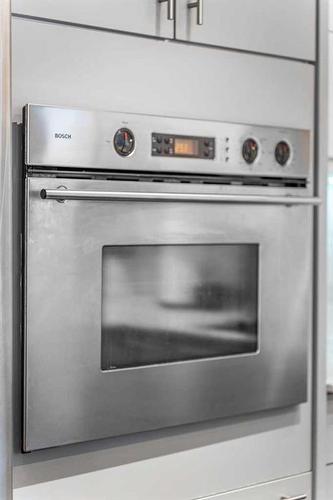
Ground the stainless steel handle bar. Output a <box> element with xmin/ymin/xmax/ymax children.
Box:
<box><xmin>159</xmin><ymin>0</ymin><xmax>175</xmax><ymax>20</ymax></box>
<box><xmin>40</xmin><ymin>189</ymin><xmax>321</xmax><ymax>206</ymax></box>
<box><xmin>281</xmin><ymin>495</ymin><xmax>307</xmax><ymax>500</ymax></box>
<box><xmin>188</xmin><ymin>0</ymin><xmax>203</xmax><ymax>25</ymax></box>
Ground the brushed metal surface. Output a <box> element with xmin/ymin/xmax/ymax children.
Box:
<box><xmin>40</xmin><ymin>188</ymin><xmax>321</xmax><ymax>205</ymax></box>
<box><xmin>24</xmin><ymin>177</ymin><xmax>313</xmax><ymax>451</ymax></box>
<box><xmin>158</xmin><ymin>0</ymin><xmax>174</xmax><ymax>21</ymax></box>
<box><xmin>187</xmin><ymin>0</ymin><xmax>203</xmax><ymax>26</ymax></box>
<box><xmin>25</xmin><ymin>105</ymin><xmax>310</xmax><ymax>180</ymax></box>
<box><xmin>280</xmin><ymin>495</ymin><xmax>307</xmax><ymax>500</ymax></box>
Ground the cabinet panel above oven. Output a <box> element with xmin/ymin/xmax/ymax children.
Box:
<box><xmin>12</xmin><ymin>18</ymin><xmax>314</xmax><ymax>128</ymax></box>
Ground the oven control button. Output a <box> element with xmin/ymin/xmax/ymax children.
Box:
<box><xmin>242</xmin><ymin>138</ymin><xmax>258</xmax><ymax>164</ymax></box>
<box><xmin>275</xmin><ymin>141</ymin><xmax>291</xmax><ymax>166</ymax></box>
<box><xmin>114</xmin><ymin>128</ymin><xmax>135</xmax><ymax>157</ymax></box>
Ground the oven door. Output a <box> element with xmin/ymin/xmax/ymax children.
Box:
<box><xmin>24</xmin><ymin>177</ymin><xmax>313</xmax><ymax>451</ymax></box>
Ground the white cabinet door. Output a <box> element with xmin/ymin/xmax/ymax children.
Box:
<box><xmin>12</xmin><ymin>0</ymin><xmax>174</xmax><ymax>39</ymax></box>
<box><xmin>176</xmin><ymin>0</ymin><xmax>315</xmax><ymax>61</ymax></box>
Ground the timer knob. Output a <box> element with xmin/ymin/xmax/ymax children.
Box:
<box><xmin>275</xmin><ymin>141</ymin><xmax>291</xmax><ymax>166</ymax></box>
<box><xmin>114</xmin><ymin>128</ymin><xmax>135</xmax><ymax>157</ymax></box>
<box><xmin>242</xmin><ymin>138</ymin><xmax>259</xmax><ymax>164</ymax></box>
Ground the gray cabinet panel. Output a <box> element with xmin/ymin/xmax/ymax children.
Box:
<box><xmin>12</xmin><ymin>0</ymin><xmax>174</xmax><ymax>39</ymax></box>
<box><xmin>201</xmin><ymin>473</ymin><xmax>311</xmax><ymax>500</ymax></box>
<box><xmin>11</xmin><ymin>17</ymin><xmax>314</xmax><ymax>129</ymax></box>
<box><xmin>176</xmin><ymin>0</ymin><xmax>315</xmax><ymax>61</ymax></box>
<box><xmin>328</xmin><ymin>396</ymin><xmax>333</xmax><ymax>464</ymax></box>
<box><xmin>329</xmin><ymin>465</ymin><xmax>333</xmax><ymax>498</ymax></box>
<box><xmin>13</xmin><ymin>471</ymin><xmax>311</xmax><ymax>499</ymax></box>
<box><xmin>12</xmin><ymin>0</ymin><xmax>315</xmax><ymax>59</ymax></box>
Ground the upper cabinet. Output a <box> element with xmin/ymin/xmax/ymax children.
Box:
<box><xmin>11</xmin><ymin>0</ymin><xmax>174</xmax><ymax>39</ymax></box>
<box><xmin>176</xmin><ymin>0</ymin><xmax>316</xmax><ymax>61</ymax></box>
<box><xmin>12</xmin><ymin>0</ymin><xmax>316</xmax><ymax>61</ymax></box>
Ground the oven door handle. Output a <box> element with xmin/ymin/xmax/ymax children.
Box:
<box><xmin>40</xmin><ymin>189</ymin><xmax>321</xmax><ymax>206</ymax></box>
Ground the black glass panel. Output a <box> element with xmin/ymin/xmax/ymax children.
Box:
<box><xmin>101</xmin><ymin>244</ymin><xmax>258</xmax><ymax>370</ymax></box>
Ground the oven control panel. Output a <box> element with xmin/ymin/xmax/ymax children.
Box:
<box><xmin>152</xmin><ymin>133</ymin><xmax>215</xmax><ymax>160</ymax></box>
<box><xmin>25</xmin><ymin>105</ymin><xmax>311</xmax><ymax>182</ymax></box>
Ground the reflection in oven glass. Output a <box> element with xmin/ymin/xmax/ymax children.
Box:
<box><xmin>101</xmin><ymin>244</ymin><xmax>258</xmax><ymax>370</ymax></box>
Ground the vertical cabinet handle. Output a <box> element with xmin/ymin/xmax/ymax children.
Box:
<box><xmin>188</xmin><ymin>0</ymin><xmax>203</xmax><ymax>25</ymax></box>
<box><xmin>158</xmin><ymin>0</ymin><xmax>175</xmax><ymax>20</ymax></box>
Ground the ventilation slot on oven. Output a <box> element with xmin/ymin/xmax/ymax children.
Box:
<box><xmin>28</xmin><ymin>167</ymin><xmax>307</xmax><ymax>188</ymax></box>
<box><xmin>106</xmin><ymin>172</ymin><xmax>308</xmax><ymax>189</ymax></box>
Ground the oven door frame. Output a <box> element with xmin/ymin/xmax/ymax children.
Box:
<box><xmin>24</xmin><ymin>177</ymin><xmax>315</xmax><ymax>451</ymax></box>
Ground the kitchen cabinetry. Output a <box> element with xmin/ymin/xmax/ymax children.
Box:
<box><xmin>11</xmin><ymin>0</ymin><xmax>174</xmax><ymax>39</ymax></box>
<box><xmin>202</xmin><ymin>473</ymin><xmax>311</xmax><ymax>500</ymax></box>
<box><xmin>329</xmin><ymin>34</ymin><xmax>333</xmax><ymax>158</ymax></box>
<box><xmin>176</xmin><ymin>0</ymin><xmax>315</xmax><ymax>60</ymax></box>
<box><xmin>328</xmin><ymin>34</ymin><xmax>333</xmax><ymax>159</ymax></box>
<box><xmin>328</xmin><ymin>465</ymin><xmax>333</xmax><ymax>498</ymax></box>
<box><xmin>13</xmin><ymin>472</ymin><xmax>311</xmax><ymax>500</ymax></box>
<box><xmin>328</xmin><ymin>395</ymin><xmax>333</xmax><ymax>464</ymax></box>
<box><xmin>12</xmin><ymin>0</ymin><xmax>315</xmax><ymax>61</ymax></box>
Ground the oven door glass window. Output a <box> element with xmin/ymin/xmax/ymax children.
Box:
<box><xmin>101</xmin><ymin>244</ymin><xmax>259</xmax><ymax>370</ymax></box>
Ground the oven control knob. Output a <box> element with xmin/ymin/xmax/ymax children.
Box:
<box><xmin>114</xmin><ymin>128</ymin><xmax>135</xmax><ymax>157</ymax></box>
<box><xmin>242</xmin><ymin>138</ymin><xmax>258</xmax><ymax>164</ymax></box>
<box><xmin>275</xmin><ymin>141</ymin><xmax>291</xmax><ymax>166</ymax></box>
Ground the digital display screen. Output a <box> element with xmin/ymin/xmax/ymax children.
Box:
<box><xmin>174</xmin><ymin>138</ymin><xmax>199</xmax><ymax>157</ymax></box>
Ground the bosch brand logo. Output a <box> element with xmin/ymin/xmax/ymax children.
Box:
<box><xmin>54</xmin><ymin>133</ymin><xmax>72</xmax><ymax>139</ymax></box>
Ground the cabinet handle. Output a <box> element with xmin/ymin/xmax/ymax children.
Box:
<box><xmin>158</xmin><ymin>0</ymin><xmax>175</xmax><ymax>20</ymax></box>
<box><xmin>188</xmin><ymin>0</ymin><xmax>203</xmax><ymax>25</ymax></box>
<box><xmin>281</xmin><ymin>495</ymin><xmax>307</xmax><ymax>500</ymax></box>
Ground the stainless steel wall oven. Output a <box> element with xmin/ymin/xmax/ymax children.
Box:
<box><xmin>22</xmin><ymin>105</ymin><xmax>317</xmax><ymax>451</ymax></box>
